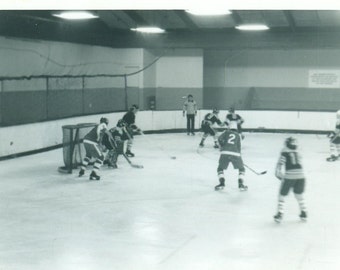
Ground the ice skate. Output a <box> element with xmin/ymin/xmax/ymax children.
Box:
<box><xmin>199</xmin><ymin>141</ymin><xmax>204</xmax><ymax>147</ymax></box>
<box><xmin>214</xmin><ymin>143</ymin><xmax>219</xmax><ymax>149</ymax></box>
<box><xmin>274</xmin><ymin>212</ymin><xmax>283</xmax><ymax>223</ymax></box>
<box><xmin>299</xmin><ymin>211</ymin><xmax>307</xmax><ymax>221</ymax></box>
<box><xmin>215</xmin><ymin>178</ymin><xmax>225</xmax><ymax>191</ymax></box>
<box><xmin>238</xmin><ymin>179</ymin><xmax>248</xmax><ymax>191</ymax></box>
<box><xmin>108</xmin><ymin>162</ymin><xmax>118</xmax><ymax>169</ymax></box>
<box><xmin>89</xmin><ymin>171</ymin><xmax>100</xmax><ymax>180</ymax></box>
<box><xmin>125</xmin><ymin>150</ymin><xmax>135</xmax><ymax>157</ymax></box>
<box><xmin>326</xmin><ymin>155</ymin><xmax>338</xmax><ymax>162</ymax></box>
<box><xmin>78</xmin><ymin>169</ymin><xmax>85</xmax><ymax>177</ymax></box>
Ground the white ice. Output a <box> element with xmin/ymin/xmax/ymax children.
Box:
<box><xmin>0</xmin><ymin>132</ymin><xmax>340</xmax><ymax>270</ymax></box>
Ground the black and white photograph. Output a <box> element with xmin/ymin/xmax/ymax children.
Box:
<box><xmin>1</xmin><ymin>1</ymin><xmax>340</xmax><ymax>269</ymax></box>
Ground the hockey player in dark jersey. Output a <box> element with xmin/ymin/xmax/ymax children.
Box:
<box><xmin>78</xmin><ymin>117</ymin><xmax>111</xmax><ymax>180</ymax></box>
<box><xmin>273</xmin><ymin>137</ymin><xmax>307</xmax><ymax>223</ymax></box>
<box><xmin>122</xmin><ymin>104</ymin><xmax>141</xmax><ymax>157</ymax></box>
<box><xmin>214</xmin><ymin>122</ymin><xmax>247</xmax><ymax>191</ymax></box>
<box><xmin>102</xmin><ymin>119</ymin><xmax>129</xmax><ymax>169</ymax></box>
<box><xmin>225</xmin><ymin>107</ymin><xmax>244</xmax><ymax>139</ymax></box>
<box><xmin>326</xmin><ymin>110</ymin><xmax>340</xmax><ymax>162</ymax></box>
<box><xmin>199</xmin><ymin>108</ymin><xmax>224</xmax><ymax>148</ymax></box>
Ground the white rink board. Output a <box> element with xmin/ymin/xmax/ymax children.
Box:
<box><xmin>0</xmin><ymin>110</ymin><xmax>337</xmax><ymax>157</ymax></box>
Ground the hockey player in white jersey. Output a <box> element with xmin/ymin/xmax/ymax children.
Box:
<box><xmin>326</xmin><ymin>110</ymin><xmax>340</xmax><ymax>162</ymax></box>
<box><xmin>225</xmin><ymin>107</ymin><xmax>244</xmax><ymax>139</ymax></box>
<box><xmin>273</xmin><ymin>137</ymin><xmax>307</xmax><ymax>223</ymax></box>
<box><xmin>78</xmin><ymin>117</ymin><xmax>111</xmax><ymax>180</ymax></box>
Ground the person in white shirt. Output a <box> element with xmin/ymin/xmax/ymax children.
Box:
<box><xmin>183</xmin><ymin>94</ymin><xmax>197</xmax><ymax>135</ymax></box>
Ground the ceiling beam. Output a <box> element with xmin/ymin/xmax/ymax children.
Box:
<box><xmin>97</xmin><ymin>11</ymin><xmax>130</xmax><ymax>29</ymax></box>
<box><xmin>283</xmin><ymin>11</ymin><xmax>297</xmax><ymax>32</ymax></box>
<box><xmin>230</xmin><ymin>10</ymin><xmax>243</xmax><ymax>26</ymax></box>
<box><xmin>173</xmin><ymin>10</ymin><xmax>198</xmax><ymax>30</ymax></box>
<box><xmin>123</xmin><ymin>10</ymin><xmax>149</xmax><ymax>27</ymax></box>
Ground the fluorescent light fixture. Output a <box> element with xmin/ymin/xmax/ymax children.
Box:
<box><xmin>52</xmin><ymin>11</ymin><xmax>99</xmax><ymax>20</ymax></box>
<box><xmin>130</xmin><ymin>27</ymin><xmax>165</xmax><ymax>33</ymax></box>
<box><xmin>235</xmin><ymin>24</ymin><xmax>269</xmax><ymax>31</ymax></box>
<box><xmin>186</xmin><ymin>9</ymin><xmax>231</xmax><ymax>16</ymax></box>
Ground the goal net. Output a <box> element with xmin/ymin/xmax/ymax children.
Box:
<box><xmin>58</xmin><ymin>123</ymin><xmax>97</xmax><ymax>174</ymax></box>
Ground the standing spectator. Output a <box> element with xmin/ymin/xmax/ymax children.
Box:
<box><xmin>183</xmin><ymin>94</ymin><xmax>197</xmax><ymax>135</ymax></box>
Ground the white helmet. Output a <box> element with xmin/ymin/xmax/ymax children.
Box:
<box><xmin>337</xmin><ymin>110</ymin><xmax>340</xmax><ymax>118</ymax></box>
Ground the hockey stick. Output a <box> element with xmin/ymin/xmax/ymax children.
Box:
<box><xmin>140</xmin><ymin>131</ymin><xmax>177</xmax><ymax>159</ymax></box>
<box><xmin>107</xmin><ymin>137</ymin><xmax>143</xmax><ymax>169</ymax></box>
<box><xmin>121</xmin><ymin>152</ymin><xmax>144</xmax><ymax>169</ymax></box>
<box><xmin>244</xmin><ymin>164</ymin><xmax>267</xmax><ymax>175</ymax></box>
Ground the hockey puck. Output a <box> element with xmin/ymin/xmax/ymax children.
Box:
<box><xmin>171</xmin><ymin>156</ymin><xmax>176</xmax><ymax>159</ymax></box>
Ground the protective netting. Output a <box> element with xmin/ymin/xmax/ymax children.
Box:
<box><xmin>58</xmin><ymin>123</ymin><xmax>97</xmax><ymax>173</ymax></box>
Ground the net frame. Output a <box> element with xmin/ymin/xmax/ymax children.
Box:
<box><xmin>58</xmin><ymin>122</ymin><xmax>97</xmax><ymax>174</ymax></box>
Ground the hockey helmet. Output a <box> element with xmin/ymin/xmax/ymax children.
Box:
<box><xmin>130</xmin><ymin>104</ymin><xmax>139</xmax><ymax>111</ymax></box>
<box><xmin>213</xmin><ymin>108</ymin><xmax>219</xmax><ymax>114</ymax></box>
<box><xmin>285</xmin><ymin>137</ymin><xmax>297</xmax><ymax>150</ymax></box>
<box><xmin>229</xmin><ymin>107</ymin><xmax>235</xmax><ymax>113</ymax></box>
<box><xmin>100</xmin><ymin>117</ymin><xmax>109</xmax><ymax>125</ymax></box>
<box><xmin>337</xmin><ymin>110</ymin><xmax>340</xmax><ymax>118</ymax></box>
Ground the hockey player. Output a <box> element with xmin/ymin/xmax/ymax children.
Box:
<box><xmin>214</xmin><ymin>122</ymin><xmax>247</xmax><ymax>191</ymax></box>
<box><xmin>273</xmin><ymin>137</ymin><xmax>307</xmax><ymax>223</ymax></box>
<box><xmin>326</xmin><ymin>110</ymin><xmax>340</xmax><ymax>162</ymax></box>
<box><xmin>225</xmin><ymin>107</ymin><xmax>244</xmax><ymax>139</ymax></box>
<box><xmin>102</xmin><ymin>119</ymin><xmax>128</xmax><ymax>169</ymax></box>
<box><xmin>122</xmin><ymin>104</ymin><xmax>141</xmax><ymax>157</ymax></box>
<box><xmin>78</xmin><ymin>117</ymin><xmax>111</xmax><ymax>180</ymax></box>
<box><xmin>199</xmin><ymin>108</ymin><xmax>224</xmax><ymax>148</ymax></box>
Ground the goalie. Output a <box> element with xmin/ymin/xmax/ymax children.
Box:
<box><xmin>326</xmin><ymin>110</ymin><xmax>340</xmax><ymax>162</ymax></box>
<box><xmin>102</xmin><ymin>119</ymin><xmax>129</xmax><ymax>169</ymax></box>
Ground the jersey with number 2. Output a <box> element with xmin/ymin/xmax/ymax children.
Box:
<box><xmin>218</xmin><ymin>130</ymin><xmax>242</xmax><ymax>155</ymax></box>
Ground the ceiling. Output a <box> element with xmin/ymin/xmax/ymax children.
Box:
<box><xmin>1</xmin><ymin>10</ymin><xmax>340</xmax><ymax>49</ymax></box>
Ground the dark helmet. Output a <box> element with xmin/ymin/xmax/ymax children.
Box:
<box><xmin>213</xmin><ymin>108</ymin><xmax>219</xmax><ymax>114</ymax></box>
<box><xmin>285</xmin><ymin>137</ymin><xmax>297</xmax><ymax>150</ymax></box>
<box><xmin>130</xmin><ymin>104</ymin><xmax>139</xmax><ymax>111</ymax></box>
<box><xmin>100</xmin><ymin>117</ymin><xmax>109</xmax><ymax>125</ymax></box>
<box><xmin>117</xmin><ymin>119</ymin><xmax>127</xmax><ymax>128</ymax></box>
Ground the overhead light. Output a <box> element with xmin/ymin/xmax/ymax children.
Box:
<box><xmin>235</xmin><ymin>24</ymin><xmax>269</xmax><ymax>31</ymax></box>
<box><xmin>186</xmin><ymin>9</ymin><xmax>231</xmax><ymax>16</ymax></box>
<box><xmin>52</xmin><ymin>11</ymin><xmax>99</xmax><ymax>20</ymax></box>
<box><xmin>130</xmin><ymin>27</ymin><xmax>165</xmax><ymax>33</ymax></box>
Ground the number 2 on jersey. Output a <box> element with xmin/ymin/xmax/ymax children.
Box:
<box><xmin>228</xmin><ymin>134</ymin><xmax>236</xmax><ymax>144</ymax></box>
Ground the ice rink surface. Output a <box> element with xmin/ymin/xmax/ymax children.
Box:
<box><xmin>1</xmin><ymin>132</ymin><xmax>339</xmax><ymax>270</ymax></box>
